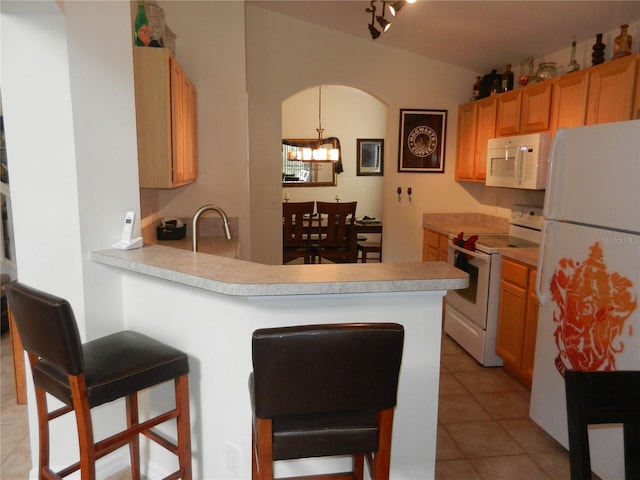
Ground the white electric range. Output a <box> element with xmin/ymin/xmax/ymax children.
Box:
<box><xmin>444</xmin><ymin>205</ymin><xmax>544</xmax><ymax>366</ymax></box>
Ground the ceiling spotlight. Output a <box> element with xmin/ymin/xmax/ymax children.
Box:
<box><xmin>366</xmin><ymin>0</ymin><xmax>413</xmax><ymax>39</ymax></box>
<box><xmin>368</xmin><ymin>22</ymin><xmax>381</xmax><ymax>39</ymax></box>
<box><xmin>376</xmin><ymin>14</ymin><xmax>391</xmax><ymax>32</ymax></box>
<box><xmin>388</xmin><ymin>1</ymin><xmax>405</xmax><ymax>16</ymax></box>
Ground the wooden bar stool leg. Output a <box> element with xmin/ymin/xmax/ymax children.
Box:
<box><xmin>69</xmin><ymin>375</ymin><xmax>96</xmax><ymax>480</ymax></box>
<box><xmin>9</xmin><ymin>308</ymin><xmax>27</xmax><ymax>404</ymax></box>
<box><xmin>175</xmin><ymin>374</ymin><xmax>192</xmax><ymax>480</ymax></box>
<box><xmin>353</xmin><ymin>454</ymin><xmax>364</xmax><ymax>480</ymax></box>
<box><xmin>126</xmin><ymin>393</ymin><xmax>141</xmax><ymax>480</ymax></box>
<box><xmin>33</xmin><ymin>385</ymin><xmax>51</xmax><ymax>480</ymax></box>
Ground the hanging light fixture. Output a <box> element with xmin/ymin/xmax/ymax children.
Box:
<box><xmin>307</xmin><ymin>85</ymin><xmax>339</xmax><ymax>162</ymax></box>
<box><xmin>365</xmin><ymin>0</ymin><xmax>414</xmax><ymax>39</ymax></box>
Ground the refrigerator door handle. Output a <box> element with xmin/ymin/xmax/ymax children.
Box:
<box><xmin>543</xmin><ymin>129</ymin><xmax>563</xmax><ymax>218</ymax></box>
<box><xmin>536</xmin><ymin>220</ymin><xmax>553</xmax><ymax>306</ymax></box>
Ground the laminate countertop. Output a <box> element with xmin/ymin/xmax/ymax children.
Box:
<box><xmin>423</xmin><ymin>213</ymin><xmax>509</xmax><ymax>236</ymax></box>
<box><xmin>90</xmin><ymin>245</ymin><xmax>468</xmax><ymax>297</ymax></box>
<box><xmin>499</xmin><ymin>247</ymin><xmax>539</xmax><ymax>267</ymax></box>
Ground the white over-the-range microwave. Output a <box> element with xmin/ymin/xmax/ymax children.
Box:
<box><xmin>485</xmin><ymin>132</ymin><xmax>550</xmax><ymax>190</ymax></box>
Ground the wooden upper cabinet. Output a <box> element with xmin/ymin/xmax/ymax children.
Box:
<box><xmin>455</xmin><ymin>97</ymin><xmax>496</xmax><ymax>182</ymax></box>
<box><xmin>520</xmin><ymin>81</ymin><xmax>553</xmax><ymax>132</ymax></box>
<box><xmin>586</xmin><ymin>54</ymin><xmax>638</xmax><ymax>125</ymax></box>
<box><xmin>550</xmin><ymin>69</ymin><xmax>590</xmax><ymax>132</ymax></box>
<box><xmin>134</xmin><ymin>48</ymin><xmax>198</xmax><ymax>189</ymax></box>
<box><xmin>496</xmin><ymin>90</ymin><xmax>521</xmax><ymax>136</ymax></box>
<box><xmin>496</xmin><ymin>82</ymin><xmax>552</xmax><ymax>136</ymax></box>
<box><xmin>455</xmin><ymin>102</ymin><xmax>477</xmax><ymax>181</ymax></box>
<box><xmin>473</xmin><ymin>97</ymin><xmax>497</xmax><ymax>180</ymax></box>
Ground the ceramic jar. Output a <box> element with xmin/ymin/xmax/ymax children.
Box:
<box><xmin>535</xmin><ymin>62</ymin><xmax>557</xmax><ymax>81</ymax></box>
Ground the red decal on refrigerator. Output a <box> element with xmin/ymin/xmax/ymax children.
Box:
<box><xmin>550</xmin><ymin>242</ymin><xmax>637</xmax><ymax>375</ymax></box>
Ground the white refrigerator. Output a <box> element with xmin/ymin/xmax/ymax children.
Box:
<box><xmin>530</xmin><ymin>119</ymin><xmax>640</xmax><ymax>480</ymax></box>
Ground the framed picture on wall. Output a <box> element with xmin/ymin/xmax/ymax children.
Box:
<box><xmin>356</xmin><ymin>138</ymin><xmax>384</xmax><ymax>176</ymax></box>
<box><xmin>397</xmin><ymin>109</ymin><xmax>447</xmax><ymax>173</ymax></box>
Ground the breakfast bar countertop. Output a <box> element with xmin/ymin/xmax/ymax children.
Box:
<box><xmin>90</xmin><ymin>245</ymin><xmax>468</xmax><ymax>297</ymax></box>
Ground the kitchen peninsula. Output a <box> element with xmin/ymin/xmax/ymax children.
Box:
<box><xmin>90</xmin><ymin>245</ymin><xmax>467</xmax><ymax>480</ymax></box>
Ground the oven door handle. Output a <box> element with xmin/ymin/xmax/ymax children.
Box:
<box><xmin>449</xmin><ymin>244</ymin><xmax>490</xmax><ymax>263</ymax></box>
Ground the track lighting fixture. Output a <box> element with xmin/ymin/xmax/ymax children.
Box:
<box><xmin>376</xmin><ymin>13</ymin><xmax>391</xmax><ymax>32</ymax></box>
<box><xmin>365</xmin><ymin>0</ymin><xmax>414</xmax><ymax>40</ymax></box>
<box><xmin>388</xmin><ymin>1</ymin><xmax>405</xmax><ymax>16</ymax></box>
<box><xmin>368</xmin><ymin>22</ymin><xmax>381</xmax><ymax>39</ymax></box>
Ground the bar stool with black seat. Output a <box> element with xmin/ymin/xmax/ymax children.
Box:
<box><xmin>250</xmin><ymin>322</ymin><xmax>404</xmax><ymax>480</ymax></box>
<box><xmin>6</xmin><ymin>281</ymin><xmax>192</xmax><ymax>480</ymax></box>
<box><xmin>564</xmin><ymin>369</ymin><xmax>640</xmax><ymax>480</ymax></box>
<box><xmin>282</xmin><ymin>201</ymin><xmax>315</xmax><ymax>264</ymax></box>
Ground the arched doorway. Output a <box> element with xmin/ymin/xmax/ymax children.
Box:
<box><xmin>281</xmin><ymin>85</ymin><xmax>387</xmax><ymax>220</ymax></box>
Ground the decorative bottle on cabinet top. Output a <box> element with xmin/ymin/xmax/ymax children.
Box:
<box><xmin>567</xmin><ymin>36</ymin><xmax>580</xmax><ymax>73</ymax></box>
<box><xmin>613</xmin><ymin>24</ymin><xmax>632</xmax><ymax>59</ymax></box>
<box><xmin>134</xmin><ymin>0</ymin><xmax>151</xmax><ymax>47</ymax></box>
<box><xmin>501</xmin><ymin>64</ymin><xmax>514</xmax><ymax>92</ymax></box>
<box><xmin>472</xmin><ymin>76</ymin><xmax>481</xmax><ymax>101</ymax></box>
<box><xmin>518</xmin><ymin>55</ymin><xmax>534</xmax><ymax>86</ymax></box>
<box><xmin>591</xmin><ymin>33</ymin><xmax>605</xmax><ymax>65</ymax></box>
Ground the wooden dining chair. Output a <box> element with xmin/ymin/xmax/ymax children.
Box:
<box><xmin>311</xmin><ymin>201</ymin><xmax>357</xmax><ymax>263</ymax></box>
<box><xmin>564</xmin><ymin>369</ymin><xmax>640</xmax><ymax>480</ymax></box>
<box><xmin>358</xmin><ymin>236</ymin><xmax>382</xmax><ymax>262</ymax></box>
<box><xmin>282</xmin><ymin>201</ymin><xmax>315</xmax><ymax>264</ymax></box>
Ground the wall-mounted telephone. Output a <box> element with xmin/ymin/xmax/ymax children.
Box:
<box><xmin>112</xmin><ymin>211</ymin><xmax>143</xmax><ymax>250</ymax></box>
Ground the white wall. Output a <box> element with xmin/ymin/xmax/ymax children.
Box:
<box><xmin>147</xmin><ymin>1</ymin><xmax>251</xmax><ymax>260</ymax></box>
<box><xmin>282</xmin><ymin>85</ymin><xmax>386</xmax><ymax>220</ymax></box>
<box><xmin>1</xmin><ymin>0</ymin><xmax>142</xmax><ymax>474</ymax></box>
<box><xmin>246</xmin><ymin>5</ymin><xmax>483</xmax><ymax>265</ymax></box>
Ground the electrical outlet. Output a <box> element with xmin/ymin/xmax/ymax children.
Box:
<box><xmin>226</xmin><ymin>442</ymin><xmax>241</xmax><ymax>477</ymax></box>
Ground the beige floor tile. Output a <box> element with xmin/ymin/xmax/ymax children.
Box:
<box><xmin>500</xmin><ymin>419</ymin><xmax>566</xmax><ymax>454</ymax></box>
<box><xmin>441</xmin><ymin>334</ymin><xmax>465</xmax><ymax>355</ymax></box>
<box><xmin>441</xmin><ymin>352</ymin><xmax>484</xmax><ymax>373</ymax></box>
<box><xmin>1</xmin><ymin>453</ymin><xmax>32</xmax><ymax>479</ymax></box>
<box><xmin>453</xmin><ymin>370</ymin><xmax>514</xmax><ymax>394</ymax></box>
<box><xmin>473</xmin><ymin>391</ymin><xmax>531</xmax><ymax>420</ymax></box>
<box><xmin>438</xmin><ymin>393</ymin><xmax>492</xmax><ymax>424</ymax></box>
<box><xmin>470</xmin><ymin>454</ymin><xmax>552</xmax><ymax>480</ymax></box>
<box><xmin>529</xmin><ymin>451</ymin><xmax>572</xmax><ymax>480</ymax></box>
<box><xmin>436</xmin><ymin>425</ymin><xmax>465</xmax><ymax>460</ymax></box>
<box><xmin>445</xmin><ymin>421</ymin><xmax>524</xmax><ymax>458</ymax></box>
<box><xmin>435</xmin><ymin>459</ymin><xmax>482</xmax><ymax>480</ymax></box>
<box><xmin>439</xmin><ymin>372</ymin><xmax>467</xmax><ymax>396</ymax></box>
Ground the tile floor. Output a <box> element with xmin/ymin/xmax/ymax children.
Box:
<box><xmin>436</xmin><ymin>333</ymin><xmax>572</xmax><ymax>480</ymax></box>
<box><xmin>2</xmin><ymin>331</ymin><xmax>573</xmax><ymax>480</ymax></box>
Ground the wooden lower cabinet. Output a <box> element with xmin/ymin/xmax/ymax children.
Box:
<box><xmin>496</xmin><ymin>257</ymin><xmax>539</xmax><ymax>388</ymax></box>
<box><xmin>423</xmin><ymin>229</ymin><xmax>449</xmax><ymax>262</ymax></box>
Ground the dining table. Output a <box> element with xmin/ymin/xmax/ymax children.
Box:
<box><xmin>301</xmin><ymin>216</ymin><xmax>383</xmax><ymax>263</ymax></box>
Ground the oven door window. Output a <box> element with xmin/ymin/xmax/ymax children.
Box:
<box><xmin>447</xmin><ymin>244</ymin><xmax>492</xmax><ymax>329</ymax></box>
<box><xmin>456</xmin><ymin>261</ymin><xmax>479</xmax><ymax>304</ymax></box>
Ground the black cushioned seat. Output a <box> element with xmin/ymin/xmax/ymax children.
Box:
<box><xmin>250</xmin><ymin>322</ymin><xmax>404</xmax><ymax>480</ymax></box>
<box><xmin>6</xmin><ymin>281</ymin><xmax>192</xmax><ymax>480</ymax></box>
<box><xmin>34</xmin><ymin>330</ymin><xmax>189</xmax><ymax>408</ymax></box>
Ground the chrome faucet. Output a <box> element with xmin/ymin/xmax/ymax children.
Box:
<box><xmin>192</xmin><ymin>204</ymin><xmax>232</xmax><ymax>252</ymax></box>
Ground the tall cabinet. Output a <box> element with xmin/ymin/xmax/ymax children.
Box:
<box><xmin>134</xmin><ymin>48</ymin><xmax>198</xmax><ymax>189</ymax></box>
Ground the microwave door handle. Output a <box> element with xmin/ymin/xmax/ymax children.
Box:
<box><xmin>449</xmin><ymin>244</ymin><xmax>490</xmax><ymax>263</ymax></box>
<box><xmin>515</xmin><ymin>146</ymin><xmax>525</xmax><ymax>185</ymax></box>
